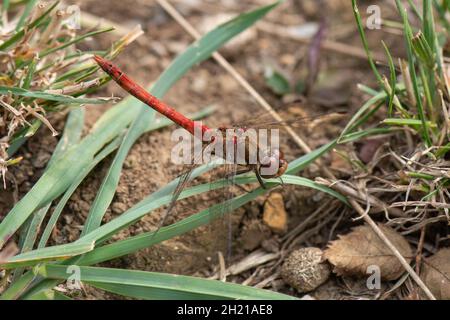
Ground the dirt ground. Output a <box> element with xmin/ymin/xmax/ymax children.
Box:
<box><xmin>2</xmin><ymin>0</ymin><xmax>419</xmax><ymax>299</ymax></box>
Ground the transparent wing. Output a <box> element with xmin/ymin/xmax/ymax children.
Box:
<box><xmin>151</xmin><ymin>146</ymin><xmax>206</xmax><ymax>237</ymax></box>
<box><xmin>230</xmin><ymin>111</ymin><xmax>347</xmax><ymax>130</ymax></box>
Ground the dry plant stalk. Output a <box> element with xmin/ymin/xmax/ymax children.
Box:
<box><xmin>0</xmin><ymin>2</ymin><xmax>142</xmax><ymax>185</ymax></box>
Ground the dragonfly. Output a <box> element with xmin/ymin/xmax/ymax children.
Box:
<box><xmin>93</xmin><ymin>55</ymin><xmax>344</xmax><ymax>247</ymax></box>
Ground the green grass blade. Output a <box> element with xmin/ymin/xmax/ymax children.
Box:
<box><xmin>406</xmin><ymin>0</ymin><xmax>423</xmax><ymax>19</ymax></box>
<box><xmin>0</xmin><ymin>86</ymin><xmax>114</xmax><ymax>104</ymax></box>
<box><xmin>382</xmin><ymin>41</ymin><xmax>398</xmax><ymax>116</ymax></box>
<box><xmin>285</xmin><ymin>140</ymin><xmax>336</xmax><ymax>174</ymax></box>
<box><xmin>351</xmin><ymin>0</ymin><xmax>383</xmax><ymax>84</ymax></box>
<box><xmin>12</xmin><ymin>207</ymin><xmax>48</xmax><ymax>280</ymax></box>
<box><xmin>339</xmin><ymin>128</ymin><xmax>393</xmax><ymax>144</ymax></box>
<box><xmin>53</xmin><ymin>108</ymin><xmax>86</xmax><ymax>159</ymax></box>
<box><xmin>22</xmin><ymin>59</ymin><xmax>37</xmax><ymax>90</ymax></box>
<box><xmin>394</xmin><ymin>0</ymin><xmax>432</xmax><ymax>146</ymax></box>
<box><xmin>15</xmin><ymin>0</ymin><xmax>39</xmax><ymax>30</ymax></box>
<box><xmin>7</xmin><ymin>119</ymin><xmax>41</xmax><ymax>157</ymax></box>
<box><xmin>79</xmin><ymin>175</ymin><xmax>346</xmax><ymax>266</ymax></box>
<box><xmin>0</xmin><ymin>270</ymin><xmax>36</xmax><ymax>300</ymax></box>
<box><xmin>37</xmin><ymin>265</ymin><xmax>296</xmax><ymax>300</ymax></box>
<box><xmin>352</xmin><ymin>0</ymin><xmax>409</xmax><ymax>117</ymax></box>
<box><xmin>382</xmin><ymin>118</ymin><xmax>437</xmax><ymax>128</ymax></box>
<box><xmin>40</xmin><ymin>27</ymin><xmax>114</xmax><ymax>58</ymax></box>
<box><xmin>11</xmin><ymin>109</ymin><xmax>86</xmax><ymax>281</ymax></box>
<box><xmin>0</xmin><ymin>241</ymin><xmax>95</xmax><ymax>269</ymax></box>
<box><xmin>26</xmin><ymin>289</ymin><xmax>72</xmax><ymax>300</ymax></box>
<box><xmin>37</xmin><ymin>136</ymin><xmax>123</xmax><ymax>249</ymax></box>
<box><xmin>338</xmin><ymin>91</ymin><xmax>387</xmax><ymax>141</ymax></box>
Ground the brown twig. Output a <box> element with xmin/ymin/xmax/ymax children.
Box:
<box><xmin>257</xmin><ymin>21</ymin><xmax>386</xmax><ymax>63</ymax></box>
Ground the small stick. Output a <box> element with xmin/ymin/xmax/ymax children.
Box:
<box><xmin>45</xmin><ymin>79</ymin><xmax>101</xmax><ymax>96</ymax></box>
<box><xmin>415</xmin><ymin>224</ymin><xmax>426</xmax><ymax>274</ymax></box>
<box><xmin>257</xmin><ymin>21</ymin><xmax>386</xmax><ymax>63</ymax></box>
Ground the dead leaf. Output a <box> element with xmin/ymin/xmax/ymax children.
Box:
<box><xmin>324</xmin><ymin>224</ymin><xmax>412</xmax><ymax>280</ymax></box>
<box><xmin>240</xmin><ymin>219</ymin><xmax>268</xmax><ymax>251</ymax></box>
<box><xmin>420</xmin><ymin>248</ymin><xmax>450</xmax><ymax>300</ymax></box>
<box><xmin>330</xmin><ymin>148</ymin><xmax>353</xmax><ymax>175</ymax></box>
<box><xmin>358</xmin><ymin>138</ymin><xmax>385</xmax><ymax>164</ymax></box>
<box><xmin>263</xmin><ymin>193</ymin><xmax>288</xmax><ymax>233</ymax></box>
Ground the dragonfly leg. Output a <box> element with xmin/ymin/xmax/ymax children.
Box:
<box><xmin>223</xmin><ymin>167</ymin><xmax>252</xmax><ymax>179</ymax></box>
<box><xmin>223</xmin><ymin>167</ymin><xmax>253</xmax><ymax>194</ymax></box>
<box><xmin>253</xmin><ymin>167</ymin><xmax>267</xmax><ymax>189</ymax></box>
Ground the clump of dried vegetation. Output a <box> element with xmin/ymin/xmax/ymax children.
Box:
<box><xmin>0</xmin><ymin>1</ymin><xmax>141</xmax><ymax>185</ymax></box>
<box><xmin>315</xmin><ymin>0</ymin><xmax>450</xmax><ymax>299</ymax></box>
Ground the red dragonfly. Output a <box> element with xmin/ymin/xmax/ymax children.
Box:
<box><xmin>93</xmin><ymin>56</ymin><xmax>343</xmax><ymax>244</ymax></box>
<box><xmin>94</xmin><ymin>55</ymin><xmax>288</xmax><ymax>185</ymax></box>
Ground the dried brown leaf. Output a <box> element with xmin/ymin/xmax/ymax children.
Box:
<box><xmin>420</xmin><ymin>248</ymin><xmax>450</xmax><ymax>300</ymax></box>
<box><xmin>324</xmin><ymin>224</ymin><xmax>412</xmax><ymax>280</ymax></box>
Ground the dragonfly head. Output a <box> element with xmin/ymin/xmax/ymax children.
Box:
<box><xmin>259</xmin><ymin>149</ymin><xmax>288</xmax><ymax>179</ymax></box>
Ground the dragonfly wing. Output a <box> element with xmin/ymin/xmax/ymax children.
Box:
<box><xmin>231</xmin><ymin>111</ymin><xmax>347</xmax><ymax>130</ymax></box>
<box><xmin>151</xmin><ymin>164</ymin><xmax>197</xmax><ymax>237</ymax></box>
<box><xmin>152</xmin><ymin>141</ymin><xmax>217</xmax><ymax>235</ymax></box>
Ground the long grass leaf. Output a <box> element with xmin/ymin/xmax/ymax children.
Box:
<box><xmin>15</xmin><ymin>0</ymin><xmax>39</xmax><ymax>30</ymax></box>
<box><xmin>395</xmin><ymin>0</ymin><xmax>432</xmax><ymax>146</ymax></box>
<box><xmin>38</xmin><ymin>136</ymin><xmax>123</xmax><ymax>248</ymax></box>
<box><xmin>11</xmin><ymin>109</ymin><xmax>86</xmax><ymax>281</ymax></box>
<box><xmin>0</xmin><ymin>241</ymin><xmax>95</xmax><ymax>269</ymax></box>
<box><xmin>0</xmin><ymin>104</ymin><xmax>139</xmax><ymax>248</ymax></box>
<box><xmin>79</xmin><ymin>174</ymin><xmax>345</xmax><ymax>266</ymax></box>
<box><xmin>37</xmin><ymin>264</ymin><xmax>296</xmax><ymax>300</ymax></box>
<box><xmin>0</xmin><ymin>86</ymin><xmax>114</xmax><ymax>104</ymax></box>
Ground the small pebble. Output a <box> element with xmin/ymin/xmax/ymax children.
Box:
<box><xmin>263</xmin><ymin>193</ymin><xmax>288</xmax><ymax>233</ymax></box>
